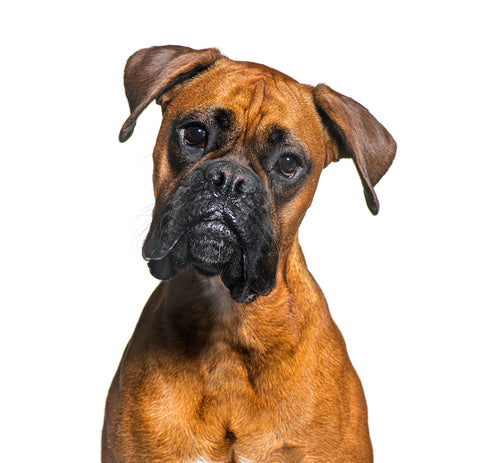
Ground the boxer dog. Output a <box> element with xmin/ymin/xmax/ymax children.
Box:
<box><xmin>102</xmin><ymin>46</ymin><xmax>396</xmax><ymax>463</ymax></box>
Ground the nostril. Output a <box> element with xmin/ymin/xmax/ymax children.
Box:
<box><xmin>234</xmin><ymin>178</ymin><xmax>246</xmax><ymax>195</ymax></box>
<box><xmin>206</xmin><ymin>166</ymin><xmax>226</xmax><ymax>187</ymax></box>
<box><xmin>210</xmin><ymin>170</ymin><xmax>225</xmax><ymax>187</ymax></box>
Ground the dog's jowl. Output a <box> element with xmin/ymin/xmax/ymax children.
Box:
<box><xmin>102</xmin><ymin>46</ymin><xmax>396</xmax><ymax>463</ymax></box>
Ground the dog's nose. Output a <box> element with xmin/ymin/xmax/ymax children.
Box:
<box><xmin>204</xmin><ymin>161</ymin><xmax>260</xmax><ymax>196</ymax></box>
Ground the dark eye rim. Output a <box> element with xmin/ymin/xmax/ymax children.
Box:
<box><xmin>181</xmin><ymin>123</ymin><xmax>208</xmax><ymax>148</ymax></box>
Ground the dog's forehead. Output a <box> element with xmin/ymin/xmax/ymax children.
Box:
<box><xmin>169</xmin><ymin>58</ymin><xmax>322</xmax><ymax>141</ymax></box>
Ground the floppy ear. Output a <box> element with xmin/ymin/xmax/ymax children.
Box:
<box><xmin>313</xmin><ymin>84</ymin><xmax>396</xmax><ymax>215</ymax></box>
<box><xmin>119</xmin><ymin>45</ymin><xmax>223</xmax><ymax>142</ymax></box>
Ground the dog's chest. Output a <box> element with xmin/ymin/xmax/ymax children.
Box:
<box><xmin>133</xmin><ymin>346</ymin><xmax>306</xmax><ymax>462</ymax></box>
<box><xmin>190</xmin><ymin>458</ymin><xmax>253</xmax><ymax>463</ymax></box>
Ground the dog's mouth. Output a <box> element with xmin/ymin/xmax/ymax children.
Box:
<box><xmin>144</xmin><ymin>214</ymin><xmax>240</xmax><ymax>272</ymax></box>
<box><xmin>144</xmin><ymin>211</ymin><xmax>276</xmax><ymax>304</ymax></box>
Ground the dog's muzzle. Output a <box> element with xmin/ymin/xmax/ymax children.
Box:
<box><xmin>142</xmin><ymin>160</ymin><xmax>278</xmax><ymax>304</ymax></box>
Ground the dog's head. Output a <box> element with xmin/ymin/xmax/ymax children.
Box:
<box><xmin>119</xmin><ymin>46</ymin><xmax>396</xmax><ymax>304</ymax></box>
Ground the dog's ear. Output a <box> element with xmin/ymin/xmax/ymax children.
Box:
<box><xmin>119</xmin><ymin>45</ymin><xmax>223</xmax><ymax>142</ymax></box>
<box><xmin>313</xmin><ymin>84</ymin><xmax>396</xmax><ymax>215</ymax></box>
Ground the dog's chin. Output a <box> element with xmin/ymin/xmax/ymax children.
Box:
<box><xmin>189</xmin><ymin>221</ymin><xmax>238</xmax><ymax>275</ymax></box>
<box><xmin>145</xmin><ymin>221</ymin><xmax>274</xmax><ymax>304</ymax></box>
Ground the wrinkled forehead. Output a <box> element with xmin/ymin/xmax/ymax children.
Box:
<box><xmin>167</xmin><ymin>58</ymin><xmax>323</xmax><ymax>149</ymax></box>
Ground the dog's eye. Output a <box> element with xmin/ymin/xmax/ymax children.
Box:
<box><xmin>278</xmin><ymin>155</ymin><xmax>299</xmax><ymax>178</ymax></box>
<box><xmin>182</xmin><ymin>125</ymin><xmax>207</xmax><ymax>147</ymax></box>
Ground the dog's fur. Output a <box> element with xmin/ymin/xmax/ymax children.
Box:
<box><xmin>102</xmin><ymin>46</ymin><xmax>396</xmax><ymax>463</ymax></box>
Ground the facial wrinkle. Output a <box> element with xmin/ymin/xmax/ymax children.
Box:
<box><xmin>243</xmin><ymin>78</ymin><xmax>266</xmax><ymax>171</ymax></box>
<box><xmin>247</xmin><ymin>78</ymin><xmax>266</xmax><ymax>129</ymax></box>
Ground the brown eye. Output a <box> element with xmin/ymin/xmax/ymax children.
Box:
<box><xmin>278</xmin><ymin>155</ymin><xmax>299</xmax><ymax>178</ymax></box>
<box><xmin>183</xmin><ymin>125</ymin><xmax>207</xmax><ymax>147</ymax></box>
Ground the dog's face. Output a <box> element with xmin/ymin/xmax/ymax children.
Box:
<box><xmin>119</xmin><ymin>46</ymin><xmax>396</xmax><ymax>303</ymax></box>
<box><xmin>143</xmin><ymin>62</ymin><xmax>325</xmax><ymax>303</ymax></box>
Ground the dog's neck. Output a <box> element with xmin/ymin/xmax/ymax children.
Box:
<box><xmin>146</xmin><ymin>237</ymin><xmax>328</xmax><ymax>362</ymax></box>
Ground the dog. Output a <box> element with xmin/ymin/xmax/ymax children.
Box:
<box><xmin>102</xmin><ymin>45</ymin><xmax>396</xmax><ymax>463</ymax></box>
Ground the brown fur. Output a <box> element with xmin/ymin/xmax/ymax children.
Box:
<box><xmin>103</xmin><ymin>46</ymin><xmax>396</xmax><ymax>462</ymax></box>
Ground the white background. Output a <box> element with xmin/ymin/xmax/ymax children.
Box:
<box><xmin>1</xmin><ymin>1</ymin><xmax>479</xmax><ymax>462</ymax></box>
